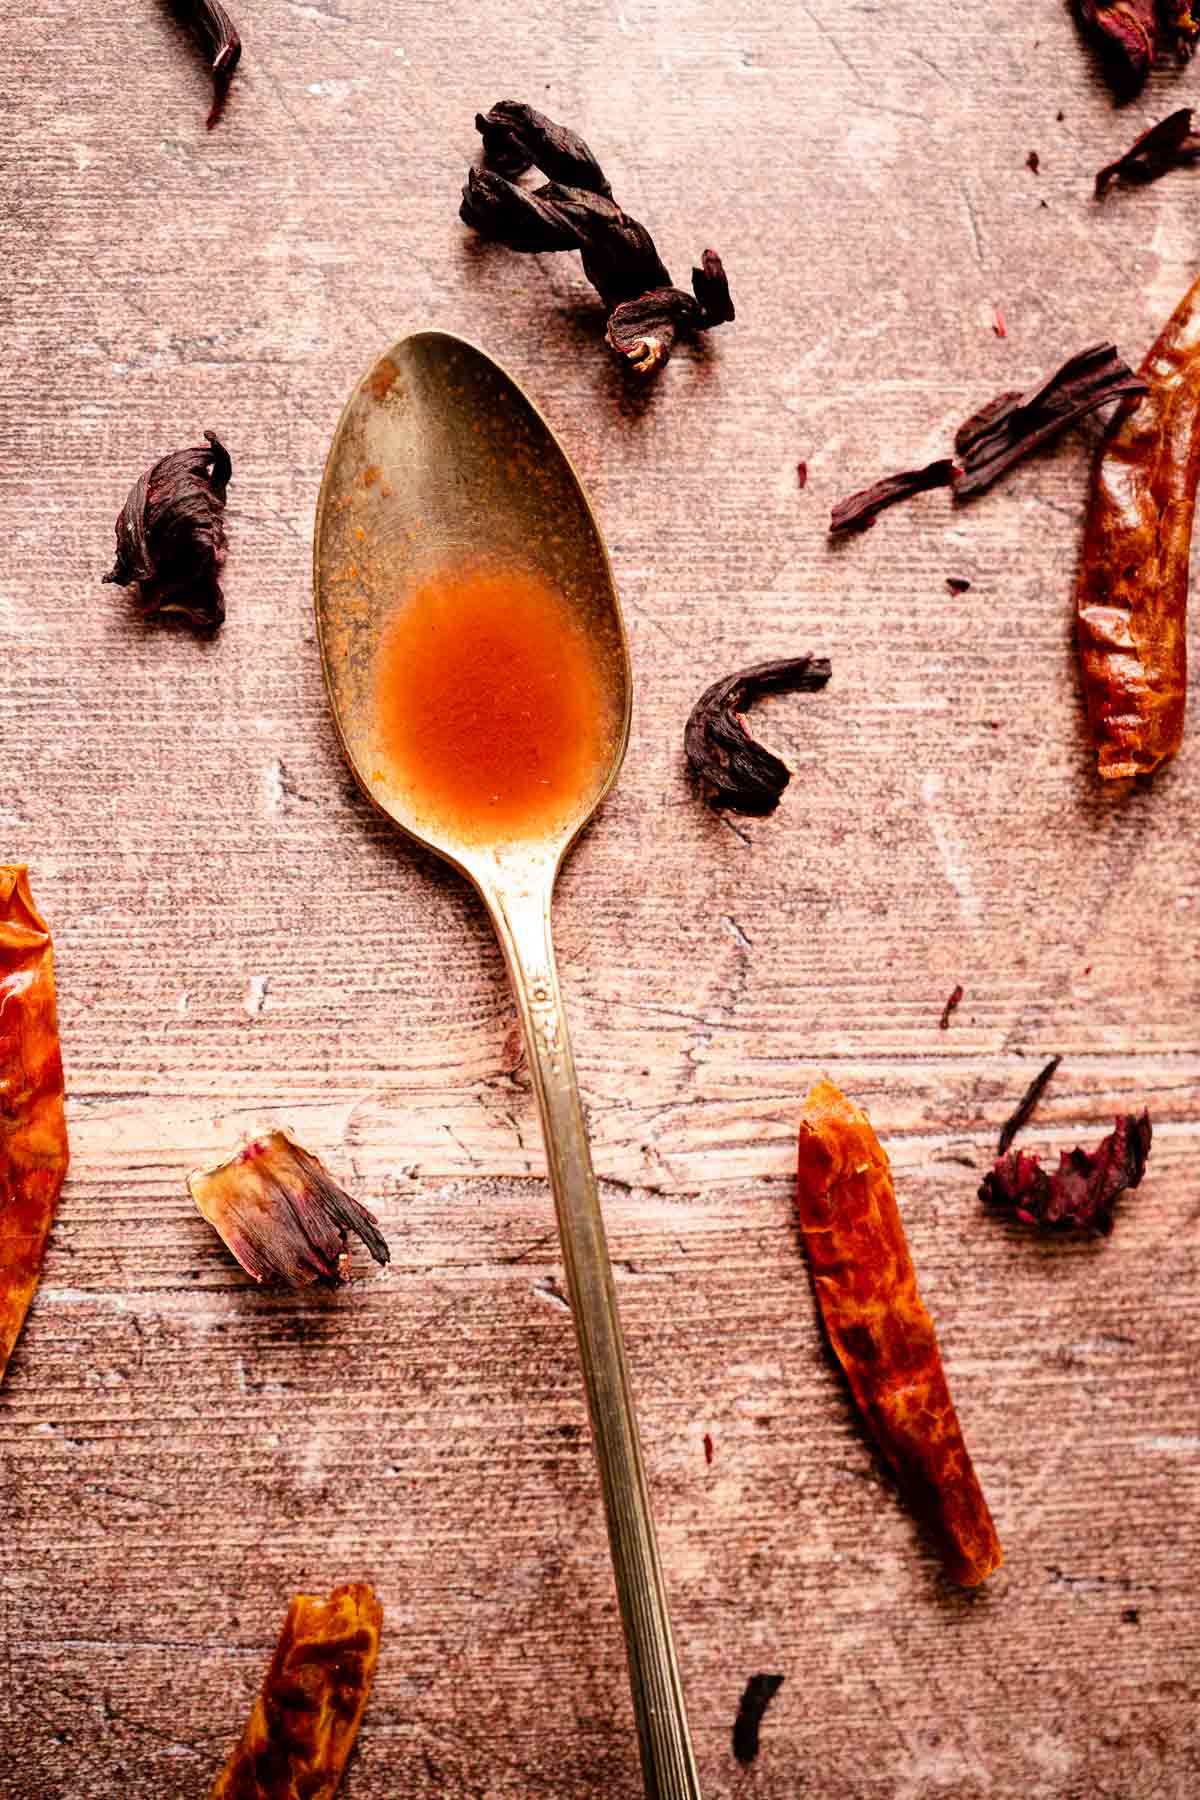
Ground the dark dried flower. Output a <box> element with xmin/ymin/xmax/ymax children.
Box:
<box><xmin>829</xmin><ymin>459</ymin><xmax>957</xmax><ymax>534</ymax></box>
<box><xmin>171</xmin><ymin>0</ymin><xmax>241</xmax><ymax>128</ymax></box>
<box><xmin>461</xmin><ymin>101</ymin><xmax>734</xmax><ymax>377</ymax></box>
<box><xmin>1095</xmin><ymin>107</ymin><xmax>1200</xmax><ymax>197</ymax></box>
<box><xmin>686</xmin><ymin>657</ymin><xmax>831</xmax><ymax>815</ymax></box>
<box><xmin>1027</xmin><ymin>150</ymin><xmax>1041</xmax><ymax>173</ymax></box>
<box><xmin>732</xmin><ymin>1674</ymin><xmax>784</xmax><ymax>1766</ymax></box>
<box><xmin>952</xmin><ymin>344</ymin><xmax>1147</xmax><ymax>499</ymax></box>
<box><xmin>1075</xmin><ymin>0</ymin><xmax>1197</xmax><ymax>96</ymax></box>
<box><xmin>473</xmin><ymin>102</ymin><xmax>611</xmax><ymax>193</ymax></box>
<box><xmin>946</xmin><ymin>576</ymin><xmax>972</xmax><ymax>594</ymax></box>
<box><xmin>980</xmin><ymin>1111</ymin><xmax>1152</xmax><ymax>1235</ymax></box>
<box><xmin>796</xmin><ymin>460</ymin><xmax>809</xmax><ymax>490</ymax></box>
<box><xmin>189</xmin><ymin>1129</ymin><xmax>390</xmax><ymax>1286</ymax></box>
<box><xmin>103</xmin><ymin>431</ymin><xmax>231</xmax><ymax>632</ymax></box>
<box><xmin>997</xmin><ymin>1055</ymin><xmax>1061</xmax><ymax>1156</ymax></box>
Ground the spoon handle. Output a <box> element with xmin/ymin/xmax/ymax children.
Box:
<box><xmin>485</xmin><ymin>877</ymin><xmax>702</xmax><ymax>1800</ymax></box>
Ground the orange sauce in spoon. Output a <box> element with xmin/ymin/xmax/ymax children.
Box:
<box><xmin>373</xmin><ymin>564</ymin><xmax>610</xmax><ymax>842</ymax></box>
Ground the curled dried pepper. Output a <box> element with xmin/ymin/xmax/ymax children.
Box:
<box><xmin>208</xmin><ymin>1583</ymin><xmax>383</xmax><ymax>1799</ymax></box>
<box><xmin>1</xmin><ymin>868</ymin><xmax>69</xmax><ymax>1387</ymax></box>
<box><xmin>796</xmin><ymin>1080</ymin><xmax>1002</xmax><ymax>1586</ymax></box>
<box><xmin>1076</xmin><ymin>272</ymin><xmax>1200</xmax><ymax>778</ymax></box>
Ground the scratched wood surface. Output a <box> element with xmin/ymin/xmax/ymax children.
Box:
<box><xmin>2</xmin><ymin>3</ymin><xmax>1199</xmax><ymax>1797</ymax></box>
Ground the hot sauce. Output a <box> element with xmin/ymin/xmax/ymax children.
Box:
<box><xmin>373</xmin><ymin>563</ymin><xmax>610</xmax><ymax>841</ymax></box>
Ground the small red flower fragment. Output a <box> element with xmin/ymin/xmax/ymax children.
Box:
<box><xmin>993</xmin><ymin>306</ymin><xmax>1008</xmax><ymax>339</ymax></box>
<box><xmin>1075</xmin><ymin>0</ymin><xmax>1197</xmax><ymax>98</ymax></box>
<box><xmin>703</xmin><ymin>1431</ymin><xmax>714</xmax><ymax>1465</ymax></box>
<box><xmin>946</xmin><ymin>576</ymin><xmax>972</xmax><ymax>594</ymax></box>
<box><xmin>1026</xmin><ymin>150</ymin><xmax>1041</xmax><ymax>173</ymax></box>
<box><xmin>939</xmin><ymin>983</ymin><xmax>964</xmax><ymax>1029</ymax></box>
<box><xmin>980</xmin><ymin>1111</ymin><xmax>1152</xmax><ymax>1235</ymax></box>
<box><xmin>189</xmin><ymin>1130</ymin><xmax>390</xmax><ymax>1286</ymax></box>
<box><xmin>796</xmin><ymin>460</ymin><xmax>809</xmax><ymax>490</ymax></box>
<box><xmin>1095</xmin><ymin>107</ymin><xmax>1200</xmax><ymax>198</ymax></box>
<box><xmin>171</xmin><ymin>1</ymin><xmax>242</xmax><ymax>129</ymax></box>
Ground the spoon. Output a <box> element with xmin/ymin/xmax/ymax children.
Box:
<box><xmin>313</xmin><ymin>330</ymin><xmax>701</xmax><ymax>1800</ymax></box>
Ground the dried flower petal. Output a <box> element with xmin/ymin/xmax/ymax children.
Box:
<box><xmin>946</xmin><ymin>576</ymin><xmax>972</xmax><ymax>594</ymax></box>
<box><xmin>829</xmin><ymin>459</ymin><xmax>957</xmax><ymax>534</ymax></box>
<box><xmin>189</xmin><ymin>1130</ymin><xmax>389</xmax><ymax>1287</ymax></box>
<box><xmin>685</xmin><ymin>657</ymin><xmax>831</xmax><ymax>815</ymax></box>
<box><xmin>980</xmin><ymin>1111</ymin><xmax>1152</xmax><ymax>1235</ymax></box>
<box><xmin>103</xmin><ymin>431</ymin><xmax>231</xmax><ymax>632</ymax></box>
<box><xmin>997</xmin><ymin>1055</ymin><xmax>1061</xmax><ymax>1156</ymax></box>
<box><xmin>208</xmin><ymin>1583</ymin><xmax>382</xmax><ymax>1800</ymax></box>
<box><xmin>475</xmin><ymin>100</ymin><xmax>611</xmax><ymax>194</ymax></box>
<box><xmin>939</xmin><ymin>983</ymin><xmax>964</xmax><ymax>1030</ymax></box>
<box><xmin>171</xmin><ymin>0</ymin><xmax>241</xmax><ymax>128</ymax></box>
<box><xmin>461</xmin><ymin>103</ymin><xmax>733</xmax><ymax>377</ymax></box>
<box><xmin>1095</xmin><ymin>107</ymin><xmax>1200</xmax><ymax>197</ymax></box>
<box><xmin>732</xmin><ymin>1674</ymin><xmax>784</xmax><ymax>1766</ymax></box>
<box><xmin>952</xmin><ymin>344</ymin><xmax>1147</xmax><ymax>500</ymax></box>
<box><xmin>1075</xmin><ymin>0</ymin><xmax>1196</xmax><ymax>96</ymax></box>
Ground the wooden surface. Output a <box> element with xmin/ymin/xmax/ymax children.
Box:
<box><xmin>3</xmin><ymin>4</ymin><xmax>1199</xmax><ymax>1796</ymax></box>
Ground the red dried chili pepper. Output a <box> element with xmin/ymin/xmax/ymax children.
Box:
<box><xmin>1076</xmin><ymin>272</ymin><xmax>1200</xmax><ymax>778</ymax></box>
<box><xmin>208</xmin><ymin>1583</ymin><xmax>382</xmax><ymax>1798</ymax></box>
<box><xmin>1</xmin><ymin>867</ymin><xmax>69</xmax><ymax>1387</ymax></box>
<box><xmin>796</xmin><ymin>1080</ymin><xmax>1002</xmax><ymax>1586</ymax></box>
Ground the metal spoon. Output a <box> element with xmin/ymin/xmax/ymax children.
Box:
<box><xmin>313</xmin><ymin>330</ymin><xmax>701</xmax><ymax>1800</ymax></box>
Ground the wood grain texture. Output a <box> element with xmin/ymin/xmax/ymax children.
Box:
<box><xmin>2</xmin><ymin>3</ymin><xmax>1198</xmax><ymax>1797</ymax></box>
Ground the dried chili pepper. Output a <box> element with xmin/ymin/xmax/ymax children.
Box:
<box><xmin>104</xmin><ymin>431</ymin><xmax>231</xmax><ymax>632</ymax></box>
<box><xmin>796</xmin><ymin>1080</ymin><xmax>1002</xmax><ymax>1586</ymax></box>
<box><xmin>981</xmin><ymin>1111</ymin><xmax>1151</xmax><ymax>1235</ymax></box>
<box><xmin>189</xmin><ymin>1131</ymin><xmax>390</xmax><ymax>1287</ymax></box>
<box><xmin>1</xmin><ymin>870</ymin><xmax>69</xmax><ymax>1388</ymax></box>
<box><xmin>829</xmin><ymin>459</ymin><xmax>956</xmax><ymax>534</ymax></box>
<box><xmin>1095</xmin><ymin>108</ymin><xmax>1200</xmax><ymax>197</ymax></box>
<box><xmin>170</xmin><ymin>1</ymin><xmax>241</xmax><ymax>128</ymax></box>
<box><xmin>732</xmin><ymin>1674</ymin><xmax>784</xmax><ymax>1766</ymax></box>
<box><xmin>460</xmin><ymin>102</ymin><xmax>734</xmax><ymax>377</ymax></box>
<box><xmin>1075</xmin><ymin>1</ymin><xmax>1197</xmax><ymax>96</ymax></box>
<box><xmin>997</xmin><ymin>1055</ymin><xmax>1061</xmax><ymax>1155</ymax></box>
<box><xmin>685</xmin><ymin>657</ymin><xmax>831</xmax><ymax>815</ymax></box>
<box><xmin>208</xmin><ymin>1583</ymin><xmax>382</xmax><ymax>1799</ymax></box>
<box><xmin>1077</xmin><ymin>275</ymin><xmax>1200</xmax><ymax>778</ymax></box>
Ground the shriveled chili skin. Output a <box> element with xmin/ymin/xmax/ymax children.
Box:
<box><xmin>209</xmin><ymin>1583</ymin><xmax>382</xmax><ymax>1800</ymax></box>
<box><xmin>0</xmin><ymin>867</ymin><xmax>69</xmax><ymax>1387</ymax></box>
<box><xmin>796</xmin><ymin>1080</ymin><xmax>1002</xmax><ymax>1586</ymax></box>
<box><xmin>1076</xmin><ymin>271</ymin><xmax>1200</xmax><ymax>778</ymax></box>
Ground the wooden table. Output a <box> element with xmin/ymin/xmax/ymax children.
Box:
<box><xmin>3</xmin><ymin>4</ymin><xmax>1198</xmax><ymax>1796</ymax></box>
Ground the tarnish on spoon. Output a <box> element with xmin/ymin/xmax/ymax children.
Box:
<box><xmin>314</xmin><ymin>330</ymin><xmax>701</xmax><ymax>1800</ymax></box>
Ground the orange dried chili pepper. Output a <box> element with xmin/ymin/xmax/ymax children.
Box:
<box><xmin>209</xmin><ymin>1583</ymin><xmax>383</xmax><ymax>1800</ymax></box>
<box><xmin>1</xmin><ymin>867</ymin><xmax>69</xmax><ymax>1388</ymax></box>
<box><xmin>796</xmin><ymin>1080</ymin><xmax>1002</xmax><ymax>1586</ymax></box>
<box><xmin>1076</xmin><ymin>271</ymin><xmax>1200</xmax><ymax>778</ymax></box>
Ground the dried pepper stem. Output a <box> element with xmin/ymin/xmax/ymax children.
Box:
<box><xmin>0</xmin><ymin>868</ymin><xmax>69</xmax><ymax>1388</ymax></box>
<box><xmin>208</xmin><ymin>1583</ymin><xmax>382</xmax><ymax>1799</ymax></box>
<box><xmin>796</xmin><ymin>1080</ymin><xmax>1002</xmax><ymax>1587</ymax></box>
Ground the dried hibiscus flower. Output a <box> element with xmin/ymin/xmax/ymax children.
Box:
<box><xmin>685</xmin><ymin>657</ymin><xmax>831</xmax><ymax>815</ymax></box>
<box><xmin>171</xmin><ymin>1</ymin><xmax>242</xmax><ymax>128</ymax></box>
<box><xmin>103</xmin><ymin>431</ymin><xmax>231</xmax><ymax>632</ymax></box>
<box><xmin>460</xmin><ymin>101</ymin><xmax>734</xmax><ymax>378</ymax></box>
<box><xmin>189</xmin><ymin>1131</ymin><xmax>389</xmax><ymax>1287</ymax></box>
<box><xmin>1095</xmin><ymin>107</ymin><xmax>1200</xmax><ymax>197</ymax></box>
<box><xmin>829</xmin><ymin>345</ymin><xmax>1146</xmax><ymax>529</ymax></box>
<box><xmin>1075</xmin><ymin>0</ymin><xmax>1197</xmax><ymax>97</ymax></box>
<box><xmin>208</xmin><ymin>1583</ymin><xmax>382</xmax><ymax>1799</ymax></box>
<box><xmin>981</xmin><ymin>1111</ymin><xmax>1152</xmax><ymax>1235</ymax></box>
<box><xmin>732</xmin><ymin>1674</ymin><xmax>784</xmax><ymax>1766</ymax></box>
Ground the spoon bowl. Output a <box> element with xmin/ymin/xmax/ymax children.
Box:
<box><xmin>314</xmin><ymin>332</ymin><xmax>700</xmax><ymax>1800</ymax></box>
